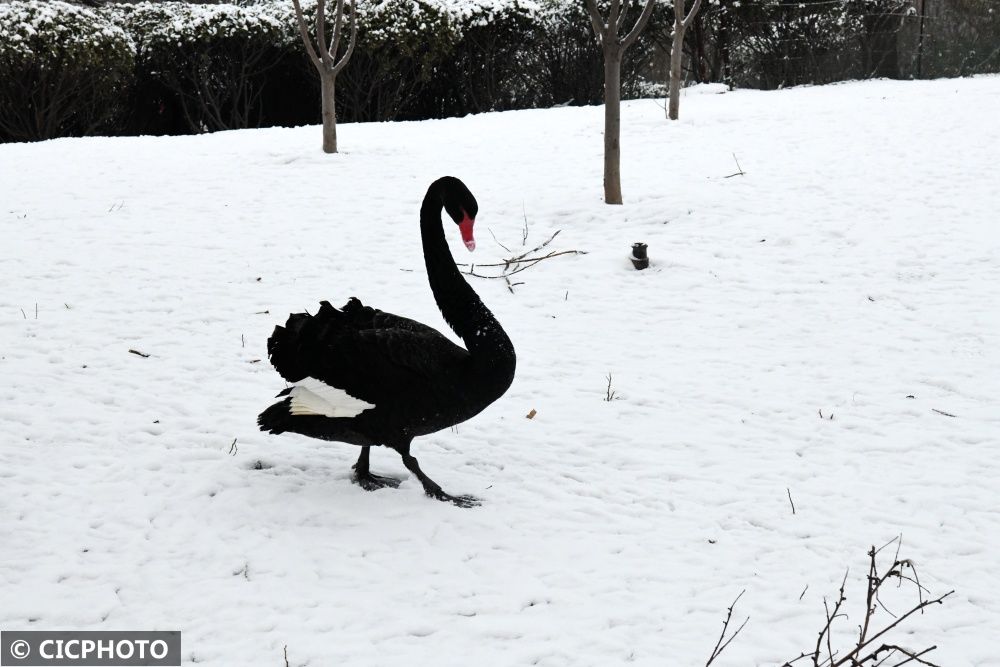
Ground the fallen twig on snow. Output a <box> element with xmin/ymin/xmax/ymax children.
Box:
<box><xmin>128</xmin><ymin>348</ymin><xmax>151</xmax><ymax>358</ymax></box>
<box><xmin>724</xmin><ymin>153</ymin><xmax>746</xmax><ymax>178</ymax></box>
<box><xmin>455</xmin><ymin>230</ymin><xmax>586</xmax><ymax>294</ymax></box>
<box><xmin>705</xmin><ymin>590</ymin><xmax>749</xmax><ymax>666</ymax></box>
<box><xmin>604</xmin><ymin>373</ymin><xmax>617</xmax><ymax>402</ymax></box>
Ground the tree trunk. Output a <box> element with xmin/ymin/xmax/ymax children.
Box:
<box><xmin>320</xmin><ymin>72</ymin><xmax>337</xmax><ymax>154</ymax></box>
<box><xmin>668</xmin><ymin>17</ymin><xmax>686</xmax><ymax>120</ymax></box>
<box><xmin>718</xmin><ymin>5</ymin><xmax>730</xmax><ymax>85</ymax></box>
<box><xmin>603</xmin><ymin>49</ymin><xmax>623</xmax><ymax>205</ymax></box>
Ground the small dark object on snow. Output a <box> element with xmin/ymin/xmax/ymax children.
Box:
<box><xmin>630</xmin><ymin>242</ymin><xmax>649</xmax><ymax>270</ymax></box>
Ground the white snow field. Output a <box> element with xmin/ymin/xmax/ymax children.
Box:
<box><xmin>2</xmin><ymin>76</ymin><xmax>999</xmax><ymax>666</ymax></box>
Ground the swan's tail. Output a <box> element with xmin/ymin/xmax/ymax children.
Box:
<box><xmin>262</xmin><ymin>299</ymin><xmax>375</xmax><ymax>437</ymax></box>
<box><xmin>257</xmin><ymin>395</ymin><xmax>295</xmax><ymax>435</ymax></box>
<box><xmin>257</xmin><ymin>381</ymin><xmax>373</xmax><ymax>437</ymax></box>
<box><xmin>266</xmin><ymin>300</ymin><xmax>357</xmax><ymax>382</ymax></box>
<box><xmin>256</xmin><ymin>395</ymin><xmax>339</xmax><ymax>440</ymax></box>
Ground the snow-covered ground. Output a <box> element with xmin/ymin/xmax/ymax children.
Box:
<box><xmin>2</xmin><ymin>77</ymin><xmax>999</xmax><ymax>666</ymax></box>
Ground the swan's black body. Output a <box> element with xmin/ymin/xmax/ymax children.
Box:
<box><xmin>258</xmin><ymin>177</ymin><xmax>515</xmax><ymax>506</ymax></box>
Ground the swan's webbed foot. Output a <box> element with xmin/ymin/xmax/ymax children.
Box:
<box><xmin>352</xmin><ymin>446</ymin><xmax>401</xmax><ymax>491</ymax></box>
<box><xmin>399</xmin><ymin>450</ymin><xmax>480</xmax><ymax>508</ymax></box>
<box><xmin>428</xmin><ymin>489</ymin><xmax>481</xmax><ymax>508</ymax></box>
<box><xmin>352</xmin><ymin>469</ymin><xmax>402</xmax><ymax>491</ymax></box>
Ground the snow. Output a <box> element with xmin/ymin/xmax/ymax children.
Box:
<box><xmin>2</xmin><ymin>76</ymin><xmax>999</xmax><ymax>666</ymax></box>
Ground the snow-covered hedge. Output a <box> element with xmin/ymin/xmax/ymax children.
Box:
<box><xmin>1</xmin><ymin>0</ymin><xmax>995</xmax><ymax>139</ymax></box>
<box><xmin>335</xmin><ymin>0</ymin><xmax>460</xmax><ymax>121</ymax></box>
<box><xmin>425</xmin><ymin>0</ymin><xmax>541</xmax><ymax>115</ymax></box>
<box><xmin>104</xmin><ymin>2</ymin><xmax>293</xmax><ymax>133</ymax></box>
<box><xmin>0</xmin><ymin>0</ymin><xmax>664</xmax><ymax>138</ymax></box>
<box><xmin>107</xmin><ymin>2</ymin><xmax>294</xmax><ymax>51</ymax></box>
<box><xmin>0</xmin><ymin>1</ymin><xmax>135</xmax><ymax>141</ymax></box>
<box><xmin>415</xmin><ymin>0</ymin><xmax>666</xmax><ymax>115</ymax></box>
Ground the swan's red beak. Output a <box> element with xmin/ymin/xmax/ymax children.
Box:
<box><xmin>459</xmin><ymin>214</ymin><xmax>475</xmax><ymax>251</ymax></box>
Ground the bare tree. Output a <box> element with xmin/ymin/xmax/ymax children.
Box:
<box><xmin>291</xmin><ymin>0</ymin><xmax>358</xmax><ymax>153</ymax></box>
<box><xmin>667</xmin><ymin>0</ymin><xmax>704</xmax><ymax>120</ymax></box>
<box><xmin>584</xmin><ymin>0</ymin><xmax>657</xmax><ymax>205</ymax></box>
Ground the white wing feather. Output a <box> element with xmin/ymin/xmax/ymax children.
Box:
<box><xmin>288</xmin><ymin>377</ymin><xmax>375</xmax><ymax>418</ymax></box>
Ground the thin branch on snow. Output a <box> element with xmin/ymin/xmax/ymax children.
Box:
<box><xmin>460</xmin><ymin>249</ymin><xmax>587</xmax><ymax>272</ymax></box>
<box><xmin>705</xmin><ymin>589</ymin><xmax>749</xmax><ymax>666</ymax></box>
<box><xmin>604</xmin><ymin>373</ymin><xmax>617</xmax><ymax>402</ymax></box>
<box><xmin>455</xmin><ymin>230</ymin><xmax>586</xmax><ymax>293</ymax></box>
<box><xmin>489</xmin><ymin>228</ymin><xmax>511</xmax><ymax>253</ymax></box>
<box><xmin>723</xmin><ymin>153</ymin><xmax>746</xmax><ymax>178</ymax></box>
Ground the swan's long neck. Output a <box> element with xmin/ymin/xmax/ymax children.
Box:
<box><xmin>421</xmin><ymin>187</ymin><xmax>513</xmax><ymax>364</ymax></box>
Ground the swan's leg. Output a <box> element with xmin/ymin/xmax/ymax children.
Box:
<box><xmin>351</xmin><ymin>446</ymin><xmax>401</xmax><ymax>491</ymax></box>
<box><xmin>399</xmin><ymin>447</ymin><xmax>480</xmax><ymax>508</ymax></box>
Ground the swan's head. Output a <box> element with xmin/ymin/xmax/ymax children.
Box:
<box><xmin>441</xmin><ymin>177</ymin><xmax>479</xmax><ymax>252</ymax></box>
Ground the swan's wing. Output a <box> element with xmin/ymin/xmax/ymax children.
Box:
<box><xmin>312</xmin><ymin>322</ymin><xmax>469</xmax><ymax>406</ymax></box>
<box><xmin>267</xmin><ymin>299</ymin><xmax>469</xmax><ymax>408</ymax></box>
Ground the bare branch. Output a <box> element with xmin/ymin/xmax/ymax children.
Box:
<box><xmin>812</xmin><ymin>572</ymin><xmax>848</xmax><ymax>667</ymax></box>
<box><xmin>456</xmin><ymin>249</ymin><xmax>585</xmax><ymax>270</ymax></box>
<box><xmin>785</xmin><ymin>543</ymin><xmax>954</xmax><ymax>667</ymax></box>
<box><xmin>328</xmin><ymin>0</ymin><xmax>346</xmax><ymax>63</ymax></box>
<box><xmin>621</xmin><ymin>0</ymin><xmax>656</xmax><ymax>49</ymax></box>
<box><xmin>333</xmin><ymin>0</ymin><xmax>358</xmax><ymax>76</ymax></box>
<box><xmin>584</xmin><ymin>0</ymin><xmax>608</xmax><ymax>44</ymax></box>
<box><xmin>836</xmin><ymin>592</ymin><xmax>953</xmax><ymax>666</ymax></box>
<box><xmin>488</xmin><ymin>228</ymin><xmax>511</xmax><ymax>253</ymax></box>
<box><xmin>780</xmin><ymin>652</ymin><xmax>811</xmax><ymax>667</ymax></box>
<box><xmin>291</xmin><ymin>0</ymin><xmax>323</xmax><ymax>70</ymax></box>
<box><xmin>456</xmin><ymin>229</ymin><xmax>584</xmax><ymax>288</ymax></box>
<box><xmin>683</xmin><ymin>0</ymin><xmax>704</xmax><ymax>29</ymax></box>
<box><xmin>615</xmin><ymin>0</ymin><xmax>630</xmax><ymax>33</ymax></box>
<box><xmin>705</xmin><ymin>590</ymin><xmax>748</xmax><ymax>666</ymax></box>
<box><xmin>316</xmin><ymin>0</ymin><xmax>331</xmax><ymax>69</ymax></box>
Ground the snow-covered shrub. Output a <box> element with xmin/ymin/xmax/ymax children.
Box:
<box><xmin>684</xmin><ymin>0</ymin><xmax>913</xmax><ymax>89</ymax></box>
<box><xmin>898</xmin><ymin>0</ymin><xmax>1000</xmax><ymax>78</ymax></box>
<box><xmin>417</xmin><ymin>0</ymin><xmax>540</xmax><ymax>116</ymax></box>
<box><xmin>332</xmin><ymin>0</ymin><xmax>460</xmax><ymax>121</ymax></box>
<box><xmin>105</xmin><ymin>2</ymin><xmax>293</xmax><ymax>133</ymax></box>
<box><xmin>0</xmin><ymin>1</ymin><xmax>135</xmax><ymax>141</ymax></box>
<box><xmin>724</xmin><ymin>0</ymin><xmax>869</xmax><ymax>88</ymax></box>
<box><xmin>242</xmin><ymin>0</ymin><xmax>462</xmax><ymax>123</ymax></box>
<box><xmin>520</xmin><ymin>0</ymin><xmax>668</xmax><ymax>107</ymax></box>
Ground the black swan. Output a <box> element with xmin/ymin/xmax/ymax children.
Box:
<box><xmin>257</xmin><ymin>177</ymin><xmax>516</xmax><ymax>507</ymax></box>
